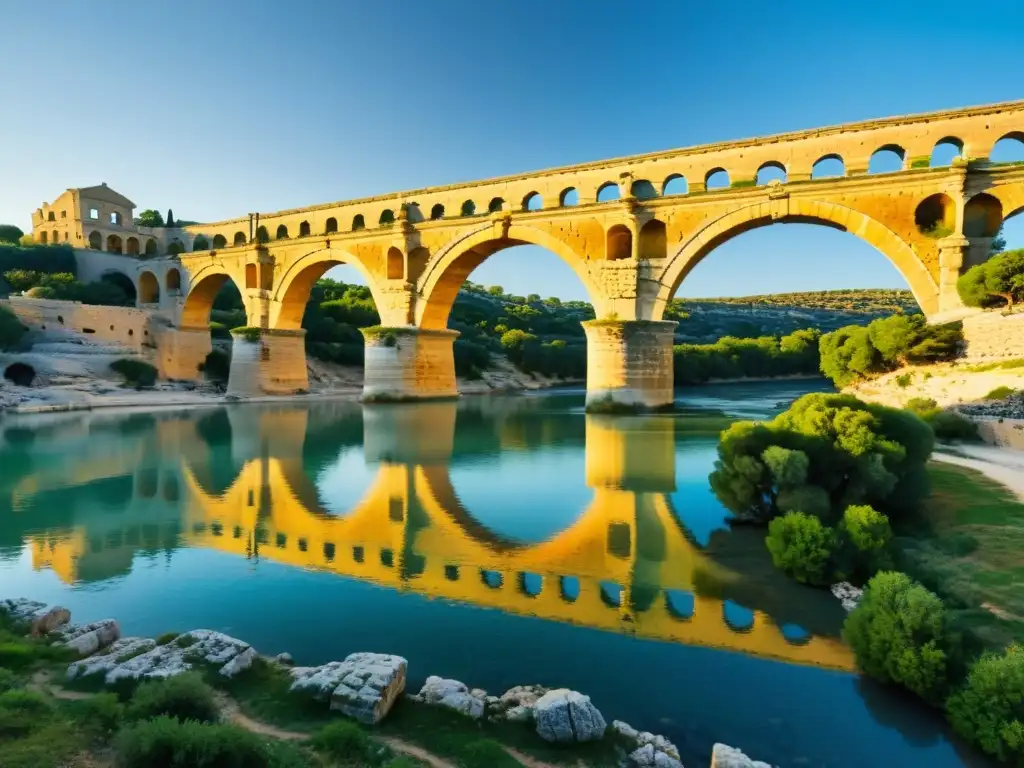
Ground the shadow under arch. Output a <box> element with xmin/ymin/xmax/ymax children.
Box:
<box><xmin>415</xmin><ymin>222</ymin><xmax>606</xmax><ymax>330</ymax></box>
<box><xmin>180</xmin><ymin>267</ymin><xmax>247</xmax><ymax>328</ymax></box>
<box><xmin>271</xmin><ymin>246</ymin><xmax>387</xmax><ymax>330</ymax></box>
<box><xmin>653</xmin><ymin>199</ymin><xmax>940</xmax><ymax>318</ymax></box>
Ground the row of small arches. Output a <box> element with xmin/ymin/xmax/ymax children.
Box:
<box><xmin>85</xmin><ymin>231</ymin><xmax>185</xmax><ymax>257</ymax></box>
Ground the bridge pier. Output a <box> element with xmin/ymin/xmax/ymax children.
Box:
<box><xmin>582</xmin><ymin>320</ymin><xmax>677</xmax><ymax>412</ymax></box>
<box><xmin>361</xmin><ymin>327</ymin><xmax>459</xmax><ymax>403</ymax></box>
<box><xmin>226</xmin><ymin>328</ymin><xmax>308</xmax><ymax>397</ymax></box>
<box><xmin>157</xmin><ymin>325</ymin><xmax>212</xmax><ymax>381</ymax></box>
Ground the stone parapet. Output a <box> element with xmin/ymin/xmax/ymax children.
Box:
<box><xmin>582</xmin><ymin>320</ymin><xmax>677</xmax><ymax>412</ymax></box>
<box><xmin>226</xmin><ymin>328</ymin><xmax>308</xmax><ymax>397</ymax></box>
<box><xmin>361</xmin><ymin>327</ymin><xmax>458</xmax><ymax>402</ymax></box>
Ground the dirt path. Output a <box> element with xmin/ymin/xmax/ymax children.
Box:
<box><xmin>29</xmin><ymin>670</ymin><xmax>95</xmax><ymax>701</ymax></box>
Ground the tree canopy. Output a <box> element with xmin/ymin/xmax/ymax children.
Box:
<box><xmin>134</xmin><ymin>210</ymin><xmax>165</xmax><ymax>228</ymax></box>
<box><xmin>709</xmin><ymin>392</ymin><xmax>934</xmax><ymax>523</ymax></box>
<box><xmin>0</xmin><ymin>225</ymin><xmax>24</xmax><ymax>244</ymax></box>
<box><xmin>957</xmin><ymin>248</ymin><xmax>1024</xmax><ymax>309</ymax></box>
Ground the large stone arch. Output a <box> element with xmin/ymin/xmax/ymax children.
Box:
<box><xmin>985</xmin><ymin>180</ymin><xmax>1024</xmax><ymax>226</ymax></box>
<box><xmin>416</xmin><ymin>221</ymin><xmax>607</xmax><ymax>330</ymax></box>
<box><xmin>653</xmin><ymin>198</ymin><xmax>941</xmax><ymax>318</ymax></box>
<box><xmin>270</xmin><ymin>246</ymin><xmax>386</xmax><ymax>330</ymax></box>
<box><xmin>180</xmin><ymin>265</ymin><xmax>249</xmax><ymax>328</ymax></box>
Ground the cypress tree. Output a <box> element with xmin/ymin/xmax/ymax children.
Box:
<box><xmin>166</xmin><ymin>209</ymin><xmax>175</xmax><ymax>227</ymax></box>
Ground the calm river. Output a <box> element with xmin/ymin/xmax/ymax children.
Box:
<box><xmin>0</xmin><ymin>382</ymin><xmax>988</xmax><ymax>767</ymax></box>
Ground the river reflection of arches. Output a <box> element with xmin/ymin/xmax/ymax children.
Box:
<box><xmin>0</xmin><ymin>396</ymin><xmax>853</xmax><ymax>671</ymax></box>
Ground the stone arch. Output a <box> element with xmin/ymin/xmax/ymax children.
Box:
<box><xmin>811</xmin><ymin>154</ymin><xmax>845</xmax><ymax>178</ymax></box>
<box><xmin>276</xmin><ymin>224</ymin><xmax>289</xmax><ymax>239</ymax></box>
<box><xmin>299</xmin><ymin>221</ymin><xmax>311</xmax><ymax>237</ymax></box>
<box><xmin>139</xmin><ymin>271</ymin><xmax>160</xmax><ymax>304</ymax></box>
<box><xmin>181</xmin><ymin>268</ymin><xmax>247</xmax><ymax>328</ymax></box>
<box><xmin>192</xmin><ymin>235</ymin><xmax>209</xmax><ymax>250</ymax></box>
<box><xmin>430</xmin><ymin>203</ymin><xmax>445</xmax><ymax>220</ymax></box>
<box><xmin>386</xmin><ymin>247</ymin><xmax>404</xmax><ymax>280</ymax></box>
<box><xmin>100</xmin><ymin>271</ymin><xmax>137</xmax><ymax>303</ymax></box>
<box><xmin>705</xmin><ymin>168</ymin><xmax>730</xmax><ymax>189</ymax></box>
<box><xmin>869</xmin><ymin>144</ymin><xmax>906</xmax><ymax>174</ymax></box>
<box><xmin>522</xmin><ymin>192</ymin><xmax>542</xmax><ymax>211</ymax></box>
<box><xmin>964</xmin><ymin>193</ymin><xmax>1003</xmax><ymax>238</ymax></box>
<box><xmin>596</xmin><ymin>182</ymin><xmax>620</xmax><ymax>202</ymax></box>
<box><xmin>460</xmin><ymin>200</ymin><xmax>476</xmax><ymax>217</ymax></box>
<box><xmin>488</xmin><ymin>197</ymin><xmax>505</xmax><ymax>213</ymax></box>
<box><xmin>255</xmin><ymin>226</ymin><xmax>269</xmax><ymax>244</ymax></box>
<box><xmin>3</xmin><ymin>362</ymin><xmax>36</xmax><ymax>387</ymax></box>
<box><xmin>271</xmin><ymin>247</ymin><xmax>385</xmax><ymax>331</ymax></box>
<box><xmin>233</xmin><ymin>231</ymin><xmax>247</xmax><ymax>246</ymax></box>
<box><xmin>106</xmin><ymin>234</ymin><xmax>123</xmax><ymax>253</ymax></box>
<box><xmin>166</xmin><ymin>267</ymin><xmax>182</xmax><ymax>293</ymax></box>
<box><xmin>379</xmin><ymin>210</ymin><xmax>395</xmax><ymax>227</ymax></box>
<box><xmin>662</xmin><ymin>174</ymin><xmax>687</xmax><ymax>195</ymax></box>
<box><xmin>213</xmin><ymin>234</ymin><xmax>228</xmax><ymax>248</ymax></box>
<box><xmin>638</xmin><ymin>218</ymin><xmax>667</xmax><ymax>260</ymax></box>
<box><xmin>167</xmin><ymin>238</ymin><xmax>185</xmax><ymax>255</ymax></box>
<box><xmin>990</xmin><ymin>131</ymin><xmax>1024</xmax><ymax>163</ymax></box>
<box><xmin>630</xmin><ymin>179</ymin><xmax>658</xmax><ymax>200</ymax></box>
<box><xmin>126</xmin><ymin>236</ymin><xmax>140</xmax><ymax>255</ymax></box>
<box><xmin>606</xmin><ymin>224</ymin><xmax>632</xmax><ymax>260</ymax></box>
<box><xmin>416</xmin><ymin>222</ymin><xmax>606</xmax><ymax>330</ymax></box>
<box><xmin>986</xmin><ymin>180</ymin><xmax>1024</xmax><ymax>227</ymax></box>
<box><xmin>325</xmin><ymin>217</ymin><xmax>338</xmax><ymax>234</ymax></box>
<box><xmin>930</xmin><ymin>136</ymin><xmax>964</xmax><ymax>167</ymax></box>
<box><xmin>755</xmin><ymin>161</ymin><xmax>787</xmax><ymax>185</ymax></box>
<box><xmin>145</xmin><ymin>238</ymin><xmax>158</xmax><ymax>256</ymax></box>
<box><xmin>39</xmin><ymin>231</ymin><xmax>48</xmax><ymax>244</ymax></box>
<box><xmin>654</xmin><ymin>198</ymin><xmax>940</xmax><ymax>318</ymax></box>
<box><xmin>88</xmin><ymin>231</ymin><xmax>102</xmax><ymax>249</ymax></box>
<box><xmin>559</xmin><ymin>188</ymin><xmax>579</xmax><ymax>206</ymax></box>
<box><xmin>352</xmin><ymin>214</ymin><xmax>365</xmax><ymax>231</ymax></box>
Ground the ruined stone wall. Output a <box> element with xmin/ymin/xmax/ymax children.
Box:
<box><xmin>2</xmin><ymin>297</ymin><xmax>159</xmax><ymax>352</ymax></box>
<box><xmin>962</xmin><ymin>311</ymin><xmax>1024</xmax><ymax>360</ymax></box>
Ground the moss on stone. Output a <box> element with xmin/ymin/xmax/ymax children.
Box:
<box><xmin>230</xmin><ymin>327</ymin><xmax>262</xmax><ymax>343</ymax></box>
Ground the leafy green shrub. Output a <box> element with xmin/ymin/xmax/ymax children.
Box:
<box><xmin>835</xmin><ymin>504</ymin><xmax>892</xmax><ymax>581</ymax></box>
<box><xmin>0</xmin><ymin>669</ymin><xmax>19</xmax><ymax>694</ymax></box>
<box><xmin>0</xmin><ymin>690</ymin><xmax>54</xmax><ymax>737</ymax></box>
<box><xmin>843</xmin><ymin>572</ymin><xmax>953</xmax><ymax>704</ymax></box>
<box><xmin>958</xmin><ymin>249</ymin><xmax>1024</xmax><ymax>309</ymax></box>
<box><xmin>459</xmin><ymin>739</ymin><xmax>520</xmax><ymax>768</ymax></box>
<box><xmin>231</xmin><ymin>326</ymin><xmax>262</xmax><ymax>343</ymax></box>
<box><xmin>209</xmin><ymin>321</ymin><xmax>231</xmax><ymax>340</ymax></box>
<box><xmin>0</xmin><ymin>243</ymin><xmax>77</xmax><ymax>276</ymax></box>
<box><xmin>946</xmin><ymin>644</ymin><xmax>1024</xmax><ymax>764</ymax></box>
<box><xmin>710</xmin><ymin>393</ymin><xmax>934</xmax><ymax>523</ymax></box>
<box><xmin>110</xmin><ymin>359</ymin><xmax>158</xmax><ymax>388</ymax></box>
<box><xmin>74</xmin><ymin>692</ymin><xmax>123</xmax><ymax>738</ymax></box>
<box><xmin>310</xmin><ymin>720</ymin><xmax>377</xmax><ymax>762</ymax></box>
<box><xmin>896</xmin><ymin>373</ymin><xmax>913</xmax><ymax>388</ymax></box>
<box><xmin>984</xmin><ymin>385</ymin><xmax>1016</xmax><ymax>401</ymax></box>
<box><xmin>765</xmin><ymin>512</ymin><xmax>835</xmax><ymax>585</ymax></box>
<box><xmin>928</xmin><ymin>411</ymin><xmax>979</xmax><ymax>441</ymax></box>
<box><xmin>673</xmin><ymin>329</ymin><xmax>822</xmax><ymax>385</ymax></box>
<box><xmin>906</xmin><ymin>397</ymin><xmax>938</xmax><ymax>414</ymax></box>
<box><xmin>0</xmin><ymin>225</ymin><xmax>23</xmax><ymax>244</ymax></box>
<box><xmin>126</xmin><ymin>672</ymin><xmax>220</xmax><ymax>724</ymax></box>
<box><xmin>115</xmin><ymin>716</ymin><xmax>308</xmax><ymax>768</ymax></box>
<box><xmin>0</xmin><ymin>305</ymin><xmax>26</xmax><ymax>350</ymax></box>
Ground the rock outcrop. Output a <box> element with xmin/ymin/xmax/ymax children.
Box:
<box><xmin>290</xmin><ymin>652</ymin><xmax>407</xmax><ymax>725</ymax></box>
<box><xmin>710</xmin><ymin>743</ymin><xmax>773</xmax><ymax>768</ymax></box>
<box><xmin>612</xmin><ymin>720</ymin><xmax>683</xmax><ymax>767</ymax></box>
<box><xmin>831</xmin><ymin>582</ymin><xmax>863</xmax><ymax>612</ymax></box>
<box><xmin>534</xmin><ymin>688</ymin><xmax>607</xmax><ymax>743</ymax></box>
<box><xmin>56</xmin><ymin>620</ymin><xmax>121</xmax><ymax>656</ymax></box>
<box><xmin>417</xmin><ymin>676</ymin><xmax>486</xmax><ymax>719</ymax></box>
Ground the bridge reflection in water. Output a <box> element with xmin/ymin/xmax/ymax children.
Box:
<box><xmin>12</xmin><ymin>399</ymin><xmax>853</xmax><ymax>672</ymax></box>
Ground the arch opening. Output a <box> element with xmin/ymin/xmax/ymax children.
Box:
<box><xmin>930</xmin><ymin>137</ymin><xmax>963</xmax><ymax>167</ymax></box>
<box><xmin>915</xmin><ymin>193</ymin><xmax>956</xmax><ymax>238</ymax></box>
<box><xmin>4</xmin><ymin>363</ymin><xmax>36</xmax><ymax>387</ymax></box>
<box><xmin>869</xmin><ymin>145</ymin><xmax>906</xmax><ymax>174</ymax></box>
<box><xmin>325</xmin><ymin>217</ymin><xmax>338</xmax><ymax>234</ymax></box>
<box><xmin>755</xmin><ymin>162</ymin><xmax>787</xmax><ymax>185</ymax></box>
<box><xmin>723</xmin><ymin>600</ymin><xmax>755</xmax><ymax>632</ymax></box>
<box><xmin>125</xmin><ymin>236</ymin><xmax>140</xmax><ymax>255</ymax></box>
<box><xmin>559</xmin><ymin>576</ymin><xmax>580</xmax><ymax>603</ymax></box>
<box><xmin>964</xmin><ymin>193</ymin><xmax>1003</xmax><ymax>238</ymax></box>
<box><xmin>638</xmin><ymin>219</ymin><xmax>667</xmax><ymax>260</ymax></box>
<box><xmin>88</xmin><ymin>231</ymin><xmax>102</xmax><ymax>250</ymax></box>
<box><xmin>990</xmin><ymin>132</ymin><xmax>1024</xmax><ymax>163</ymax></box>
<box><xmin>192</xmin><ymin>235</ymin><xmax>209</xmax><ymax>251</ymax></box>
<box><xmin>233</xmin><ymin>231</ymin><xmax>246</xmax><ymax>246</ymax></box>
<box><xmin>181</xmin><ymin>272</ymin><xmax>243</xmax><ymax>328</ymax></box>
<box><xmin>213</xmin><ymin>234</ymin><xmax>228</xmax><ymax>249</ymax></box>
<box><xmin>299</xmin><ymin>221</ymin><xmax>310</xmax><ymax>237</ymax></box>
<box><xmin>379</xmin><ymin>210</ymin><xmax>395</xmax><ymax>227</ymax></box>
<box><xmin>599</xmin><ymin>581</ymin><xmax>623</xmax><ymax>608</ymax></box>
<box><xmin>606</xmin><ymin>224</ymin><xmax>632</xmax><ymax>261</ymax></box>
<box><xmin>460</xmin><ymin>200</ymin><xmax>476</xmax><ymax>217</ymax></box>
<box><xmin>276</xmin><ymin>225</ymin><xmax>289</xmax><ymax>239</ymax></box>
<box><xmin>559</xmin><ymin>188</ymin><xmax>579</xmax><ymax>207</ymax></box>
<box><xmin>138</xmin><ymin>271</ymin><xmax>160</xmax><ymax>304</ymax></box>
<box><xmin>386</xmin><ymin>247</ymin><xmax>404</xmax><ymax>280</ymax></box>
<box><xmin>705</xmin><ymin>168</ymin><xmax>730</xmax><ymax>190</ymax></box>
<box><xmin>166</xmin><ymin>268</ymin><xmax>182</xmax><ymax>293</ymax></box>
<box><xmin>430</xmin><ymin>204</ymin><xmax>445</xmax><ymax>220</ymax></box>
<box><xmin>811</xmin><ymin>154</ymin><xmax>845</xmax><ymax>179</ymax></box>
<box><xmin>522</xmin><ymin>192</ymin><xmax>542</xmax><ymax>211</ymax></box>
<box><xmin>519</xmin><ymin>572</ymin><xmax>543</xmax><ymax>597</ymax></box>
<box><xmin>663</xmin><ymin>175</ymin><xmax>687</xmax><ymax>195</ymax></box>
<box><xmin>274</xmin><ymin>251</ymin><xmax>382</xmax><ymax>332</ymax></box>
<box><xmin>630</xmin><ymin>179</ymin><xmax>658</xmax><ymax>200</ymax></box>
<box><xmin>254</xmin><ymin>227</ymin><xmax>269</xmax><ymax>244</ymax></box>
<box><xmin>596</xmin><ymin>182</ymin><xmax>620</xmax><ymax>202</ymax></box>
<box><xmin>488</xmin><ymin>197</ymin><xmax>505</xmax><ymax>213</ymax></box>
<box><xmin>106</xmin><ymin>234</ymin><xmax>123</xmax><ymax>254</ymax></box>
<box><xmin>99</xmin><ymin>271</ymin><xmax>137</xmax><ymax>304</ymax></box>
<box><xmin>480</xmin><ymin>569</ymin><xmax>503</xmax><ymax>589</ymax></box>
<box><xmin>167</xmin><ymin>238</ymin><xmax>185</xmax><ymax>255</ymax></box>
<box><xmin>665</xmin><ymin>590</ymin><xmax>695</xmax><ymax>620</ymax></box>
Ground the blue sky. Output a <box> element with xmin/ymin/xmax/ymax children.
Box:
<box><xmin>2</xmin><ymin>0</ymin><xmax>1022</xmax><ymax>301</ymax></box>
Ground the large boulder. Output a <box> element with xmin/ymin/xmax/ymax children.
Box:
<box><xmin>629</xmin><ymin>743</ymin><xmax>684</xmax><ymax>767</ymax></box>
<box><xmin>534</xmin><ymin>688</ymin><xmax>606</xmax><ymax>743</ymax></box>
<box><xmin>612</xmin><ymin>720</ymin><xmax>682</xmax><ymax>765</ymax></box>
<box><xmin>57</xmin><ymin>620</ymin><xmax>121</xmax><ymax>657</ymax></box>
<box><xmin>711</xmin><ymin>743</ymin><xmax>773</xmax><ymax>768</ymax></box>
<box><xmin>831</xmin><ymin>582</ymin><xmax>863</xmax><ymax>612</ymax></box>
<box><xmin>0</xmin><ymin>598</ymin><xmax>46</xmax><ymax>622</ymax></box>
<box><xmin>418</xmin><ymin>676</ymin><xmax>486</xmax><ymax>719</ymax></box>
<box><xmin>290</xmin><ymin>652</ymin><xmax>407</xmax><ymax>725</ymax></box>
<box><xmin>0</xmin><ymin>599</ymin><xmax>71</xmax><ymax>636</ymax></box>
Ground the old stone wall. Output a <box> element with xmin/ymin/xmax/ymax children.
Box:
<box><xmin>962</xmin><ymin>311</ymin><xmax>1024</xmax><ymax>360</ymax></box>
<box><xmin>582</xmin><ymin>320</ymin><xmax>676</xmax><ymax>409</ymax></box>
<box><xmin>362</xmin><ymin>329</ymin><xmax>458</xmax><ymax>401</ymax></box>
<box><xmin>2</xmin><ymin>297</ymin><xmax>160</xmax><ymax>353</ymax></box>
<box><xmin>226</xmin><ymin>330</ymin><xmax>309</xmax><ymax>396</ymax></box>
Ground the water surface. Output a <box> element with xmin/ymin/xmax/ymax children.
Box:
<box><xmin>0</xmin><ymin>383</ymin><xmax>987</xmax><ymax>767</ymax></box>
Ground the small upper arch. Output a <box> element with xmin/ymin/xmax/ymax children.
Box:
<box><xmin>522</xmin><ymin>192</ymin><xmax>542</xmax><ymax>211</ymax></box>
<box><xmin>811</xmin><ymin>154</ymin><xmax>846</xmax><ymax>179</ymax></box>
<box><xmin>559</xmin><ymin>187</ymin><xmax>579</xmax><ymax>207</ymax></box>
<box><xmin>990</xmin><ymin>131</ymin><xmax>1024</xmax><ymax>163</ymax></box>
<box><xmin>212</xmin><ymin>234</ymin><xmax>227</xmax><ymax>249</ymax></box>
<box><xmin>352</xmin><ymin>214</ymin><xmax>365</xmax><ymax>231</ymax></box>
<box><xmin>630</xmin><ymin>179</ymin><xmax>658</xmax><ymax>200</ymax></box>
<box><xmin>299</xmin><ymin>221</ymin><xmax>311</xmax><ymax>237</ymax></box>
<box><xmin>460</xmin><ymin>200</ymin><xmax>476</xmax><ymax>217</ymax></box>
<box><xmin>596</xmin><ymin>182</ymin><xmax>620</xmax><ymax>202</ymax></box>
<box><xmin>755</xmin><ymin>161</ymin><xmax>787</xmax><ymax>185</ymax></box>
<box><xmin>276</xmin><ymin>224</ymin><xmax>289</xmax><ymax>239</ymax></box>
<box><xmin>930</xmin><ymin>137</ymin><xmax>964</xmax><ymax>167</ymax></box>
<box><xmin>704</xmin><ymin>168</ymin><xmax>730</xmax><ymax>189</ymax></box>
<box><xmin>488</xmin><ymin>197</ymin><xmax>505</xmax><ymax>213</ymax></box>
<box><xmin>233</xmin><ymin>231</ymin><xmax>247</xmax><ymax>246</ymax></box>
<box><xmin>192</xmin><ymin>235</ymin><xmax>209</xmax><ymax>250</ymax></box>
<box><xmin>662</xmin><ymin>174</ymin><xmax>687</xmax><ymax>195</ymax></box>
<box><xmin>869</xmin><ymin>144</ymin><xmax>906</xmax><ymax>174</ymax></box>
<box><xmin>430</xmin><ymin>203</ymin><xmax>445</xmax><ymax>220</ymax></box>
<box><xmin>325</xmin><ymin>217</ymin><xmax>338</xmax><ymax>234</ymax></box>
<box><xmin>379</xmin><ymin>209</ymin><xmax>395</xmax><ymax>226</ymax></box>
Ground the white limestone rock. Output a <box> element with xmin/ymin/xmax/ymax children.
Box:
<box><xmin>710</xmin><ymin>743</ymin><xmax>773</xmax><ymax>768</ymax></box>
<box><xmin>0</xmin><ymin>599</ymin><xmax>71</xmax><ymax>635</ymax></box>
<box><xmin>534</xmin><ymin>688</ymin><xmax>607</xmax><ymax>743</ymax></box>
<box><xmin>0</xmin><ymin>598</ymin><xmax>46</xmax><ymax>621</ymax></box>
<box><xmin>67</xmin><ymin>637</ymin><xmax>157</xmax><ymax>681</ymax></box>
<box><xmin>275</xmin><ymin>652</ymin><xmax>294</xmax><ymax>666</ymax></box>
<box><xmin>630</xmin><ymin>743</ymin><xmax>684</xmax><ymax>767</ymax></box>
<box><xmin>505</xmin><ymin>704</ymin><xmax>533</xmax><ymax>722</ymax></box>
<box><xmin>418</xmin><ymin>676</ymin><xmax>486</xmax><ymax>719</ymax></box>
<box><xmin>613</xmin><ymin>719</ymin><xmax>682</xmax><ymax>764</ymax></box>
<box><xmin>219</xmin><ymin>646</ymin><xmax>258</xmax><ymax>678</ymax></box>
<box><xmin>291</xmin><ymin>652</ymin><xmax>407</xmax><ymax>725</ymax></box>
<box><xmin>490</xmin><ymin>683</ymin><xmax>549</xmax><ymax>718</ymax></box>
<box><xmin>57</xmin><ymin>620</ymin><xmax>121</xmax><ymax>657</ymax></box>
<box><xmin>612</xmin><ymin>720</ymin><xmax>639</xmax><ymax>741</ymax></box>
<box><xmin>831</xmin><ymin>582</ymin><xmax>864</xmax><ymax>612</ymax></box>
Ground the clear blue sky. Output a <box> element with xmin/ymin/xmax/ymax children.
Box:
<box><xmin>2</xmin><ymin>0</ymin><xmax>1022</xmax><ymax>301</ymax></box>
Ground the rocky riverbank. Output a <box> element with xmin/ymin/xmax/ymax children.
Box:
<box><xmin>0</xmin><ymin>596</ymin><xmax>775</xmax><ymax>768</ymax></box>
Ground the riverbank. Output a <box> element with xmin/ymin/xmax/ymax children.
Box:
<box><xmin>0</xmin><ymin>598</ymin><xmax>770</xmax><ymax>768</ymax></box>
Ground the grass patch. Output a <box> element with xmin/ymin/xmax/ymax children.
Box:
<box><xmin>984</xmin><ymin>385</ymin><xmax>1017</xmax><ymax>400</ymax></box>
<box><xmin>963</xmin><ymin>358</ymin><xmax>1024</xmax><ymax>373</ymax></box>
<box><xmin>894</xmin><ymin>462</ymin><xmax>1024</xmax><ymax>650</ymax></box>
<box><xmin>215</xmin><ymin>657</ymin><xmax>337</xmax><ymax>733</ymax></box>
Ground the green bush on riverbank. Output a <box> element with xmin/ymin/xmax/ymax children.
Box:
<box><xmin>672</xmin><ymin>329</ymin><xmax>821</xmax><ymax>384</ymax></box>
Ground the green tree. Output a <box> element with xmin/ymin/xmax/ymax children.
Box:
<box><xmin>819</xmin><ymin>326</ymin><xmax>882</xmax><ymax>386</ymax></box>
<box><xmin>835</xmin><ymin>504</ymin><xmax>892</xmax><ymax>581</ymax></box>
<box><xmin>958</xmin><ymin>249</ymin><xmax>1024</xmax><ymax>309</ymax></box>
<box><xmin>765</xmin><ymin>511</ymin><xmax>835</xmax><ymax>585</ymax></box>
<box><xmin>134</xmin><ymin>209</ymin><xmax>165</xmax><ymax>227</ymax></box>
<box><xmin>487</xmin><ymin>285</ymin><xmax>505</xmax><ymax>297</ymax></box>
<box><xmin>0</xmin><ymin>225</ymin><xmax>24</xmax><ymax>244</ymax></box>
<box><xmin>946</xmin><ymin>645</ymin><xmax>1024</xmax><ymax>764</ymax></box>
<box><xmin>166</xmin><ymin>209</ymin><xmax>175</xmax><ymax>227</ymax></box>
<box><xmin>0</xmin><ymin>306</ymin><xmax>26</xmax><ymax>350</ymax></box>
<box><xmin>843</xmin><ymin>572</ymin><xmax>952</xmax><ymax>704</ymax></box>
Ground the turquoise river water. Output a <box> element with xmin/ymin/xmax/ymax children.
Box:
<box><xmin>0</xmin><ymin>382</ymin><xmax>991</xmax><ymax>767</ymax></box>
